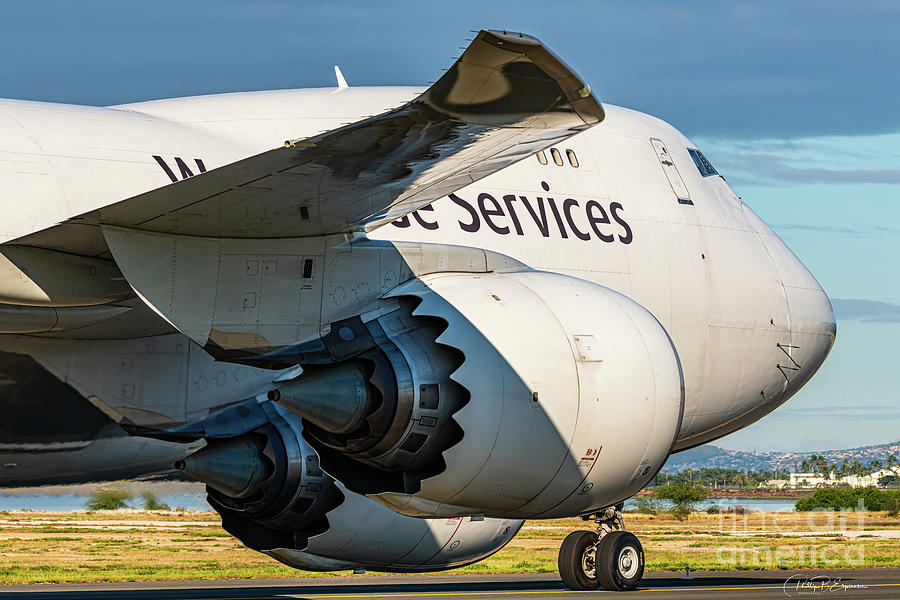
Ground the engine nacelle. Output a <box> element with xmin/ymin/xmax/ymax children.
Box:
<box><xmin>171</xmin><ymin>400</ymin><xmax>521</xmax><ymax>572</ymax></box>
<box><xmin>277</xmin><ymin>271</ymin><xmax>684</xmax><ymax>519</ymax></box>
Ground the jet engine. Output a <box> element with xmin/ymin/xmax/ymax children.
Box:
<box><xmin>165</xmin><ymin>399</ymin><xmax>521</xmax><ymax>572</ymax></box>
<box><xmin>272</xmin><ymin>271</ymin><xmax>685</xmax><ymax>519</ymax></box>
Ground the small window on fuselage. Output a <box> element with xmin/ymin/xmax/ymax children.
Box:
<box><xmin>566</xmin><ymin>149</ymin><xmax>579</xmax><ymax>168</ymax></box>
<box><xmin>688</xmin><ymin>148</ymin><xmax>718</xmax><ymax>177</ymax></box>
<box><xmin>550</xmin><ymin>147</ymin><xmax>564</xmax><ymax>166</ymax></box>
<box><xmin>536</xmin><ymin>150</ymin><xmax>548</xmax><ymax>165</ymax></box>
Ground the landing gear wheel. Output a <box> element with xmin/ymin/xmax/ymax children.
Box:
<box><xmin>595</xmin><ymin>531</ymin><xmax>644</xmax><ymax>591</ymax></box>
<box><xmin>558</xmin><ymin>530</ymin><xmax>599</xmax><ymax>591</ymax></box>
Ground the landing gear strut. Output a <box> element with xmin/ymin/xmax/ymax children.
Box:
<box><xmin>558</xmin><ymin>502</ymin><xmax>644</xmax><ymax>591</ymax></box>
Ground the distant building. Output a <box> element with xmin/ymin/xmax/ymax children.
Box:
<box><xmin>844</xmin><ymin>469</ymin><xmax>899</xmax><ymax>487</ymax></box>
<box><xmin>783</xmin><ymin>467</ymin><xmax>899</xmax><ymax>488</ymax></box>
<box><xmin>762</xmin><ymin>479</ymin><xmax>790</xmax><ymax>489</ymax></box>
<box><xmin>788</xmin><ymin>472</ymin><xmax>831</xmax><ymax>487</ymax></box>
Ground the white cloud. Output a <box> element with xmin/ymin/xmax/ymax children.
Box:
<box><xmin>694</xmin><ymin>131</ymin><xmax>900</xmax><ymax>186</ymax></box>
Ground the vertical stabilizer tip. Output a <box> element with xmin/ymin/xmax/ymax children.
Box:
<box><xmin>334</xmin><ymin>65</ymin><xmax>349</xmax><ymax>89</ymax></box>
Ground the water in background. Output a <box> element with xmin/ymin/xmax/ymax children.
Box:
<box><xmin>626</xmin><ymin>497</ymin><xmax>796</xmax><ymax>513</ymax></box>
<box><xmin>0</xmin><ymin>482</ymin><xmax>210</xmax><ymax>512</ymax></box>
<box><xmin>0</xmin><ymin>486</ymin><xmax>794</xmax><ymax>513</ymax></box>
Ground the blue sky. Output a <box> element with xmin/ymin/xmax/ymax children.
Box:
<box><xmin>1</xmin><ymin>1</ymin><xmax>897</xmax><ymax>452</ymax></box>
<box><xmin>699</xmin><ymin>133</ymin><xmax>900</xmax><ymax>452</ymax></box>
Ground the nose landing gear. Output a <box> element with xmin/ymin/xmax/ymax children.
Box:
<box><xmin>558</xmin><ymin>503</ymin><xmax>644</xmax><ymax>591</ymax></box>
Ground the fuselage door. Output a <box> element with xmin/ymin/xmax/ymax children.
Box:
<box><xmin>650</xmin><ymin>138</ymin><xmax>692</xmax><ymax>204</ymax></box>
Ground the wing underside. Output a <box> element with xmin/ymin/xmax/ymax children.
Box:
<box><xmin>57</xmin><ymin>29</ymin><xmax>604</xmax><ymax>239</ymax></box>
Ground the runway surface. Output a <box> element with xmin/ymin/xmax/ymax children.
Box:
<box><xmin>2</xmin><ymin>570</ymin><xmax>900</xmax><ymax>599</ymax></box>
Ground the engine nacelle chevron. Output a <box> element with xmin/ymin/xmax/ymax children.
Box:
<box><xmin>272</xmin><ymin>271</ymin><xmax>684</xmax><ymax>519</ymax></box>
<box><xmin>271</xmin><ymin>295</ymin><xmax>469</xmax><ymax>495</ymax></box>
<box><xmin>144</xmin><ymin>399</ymin><xmax>522</xmax><ymax>572</ymax></box>
<box><xmin>103</xmin><ymin>226</ymin><xmax>683</xmax><ymax>518</ymax></box>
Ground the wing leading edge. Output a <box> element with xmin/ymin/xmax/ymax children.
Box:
<box><xmin>64</xmin><ymin>29</ymin><xmax>604</xmax><ymax>239</ymax></box>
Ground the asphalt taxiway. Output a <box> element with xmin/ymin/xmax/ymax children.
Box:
<box><xmin>2</xmin><ymin>570</ymin><xmax>899</xmax><ymax>599</ymax></box>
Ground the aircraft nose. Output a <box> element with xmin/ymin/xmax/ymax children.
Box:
<box><xmin>803</xmin><ymin>286</ymin><xmax>835</xmax><ymax>364</ymax></box>
<box><xmin>783</xmin><ymin>264</ymin><xmax>836</xmax><ymax>392</ymax></box>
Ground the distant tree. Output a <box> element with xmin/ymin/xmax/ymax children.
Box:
<box><xmin>85</xmin><ymin>488</ymin><xmax>131</xmax><ymax>511</ymax></box>
<box><xmin>654</xmin><ymin>483</ymin><xmax>708</xmax><ymax>521</ymax></box>
<box><xmin>870</xmin><ymin>459</ymin><xmax>883</xmax><ymax>474</ymax></box>
<box><xmin>887</xmin><ymin>454</ymin><xmax>897</xmax><ymax>470</ymax></box>
<box><xmin>888</xmin><ymin>495</ymin><xmax>900</xmax><ymax>518</ymax></box>
<box><xmin>838</xmin><ymin>459</ymin><xmax>850</xmax><ymax>477</ymax></box>
<box><xmin>796</xmin><ymin>487</ymin><xmax>900</xmax><ymax>512</ymax></box>
<box><xmin>685</xmin><ymin>469</ymin><xmax>696</xmax><ymax>485</ymax></box>
<box><xmin>626</xmin><ymin>498</ymin><xmax>658</xmax><ymax>514</ymax></box>
<box><xmin>140</xmin><ymin>491</ymin><xmax>170</xmax><ymax>511</ymax></box>
<box><xmin>811</xmin><ymin>454</ymin><xmax>829</xmax><ymax>477</ymax></box>
<box><xmin>801</xmin><ymin>459</ymin><xmax>811</xmax><ymax>472</ymax></box>
<box><xmin>650</xmin><ymin>465</ymin><xmax>842</xmax><ymax>490</ymax></box>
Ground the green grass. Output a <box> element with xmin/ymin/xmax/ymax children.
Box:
<box><xmin>0</xmin><ymin>564</ymin><xmax>302</xmax><ymax>585</ymax></box>
<box><xmin>0</xmin><ymin>510</ymin><xmax>897</xmax><ymax>584</ymax></box>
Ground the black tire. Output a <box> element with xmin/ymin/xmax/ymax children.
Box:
<box><xmin>558</xmin><ymin>530</ymin><xmax>599</xmax><ymax>591</ymax></box>
<box><xmin>595</xmin><ymin>531</ymin><xmax>644</xmax><ymax>591</ymax></box>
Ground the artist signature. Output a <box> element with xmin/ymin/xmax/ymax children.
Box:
<box><xmin>783</xmin><ymin>574</ymin><xmax>868</xmax><ymax>596</ymax></box>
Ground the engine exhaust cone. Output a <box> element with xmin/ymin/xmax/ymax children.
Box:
<box><xmin>176</xmin><ymin>436</ymin><xmax>269</xmax><ymax>499</ymax></box>
<box><xmin>270</xmin><ymin>361</ymin><xmax>375</xmax><ymax>435</ymax></box>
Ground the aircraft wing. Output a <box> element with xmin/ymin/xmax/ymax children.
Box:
<box><xmin>64</xmin><ymin>29</ymin><xmax>604</xmax><ymax>239</ymax></box>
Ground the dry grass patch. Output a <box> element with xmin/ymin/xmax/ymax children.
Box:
<box><xmin>0</xmin><ymin>510</ymin><xmax>897</xmax><ymax>584</ymax></box>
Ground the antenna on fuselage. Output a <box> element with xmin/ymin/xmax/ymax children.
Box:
<box><xmin>334</xmin><ymin>65</ymin><xmax>349</xmax><ymax>89</ymax></box>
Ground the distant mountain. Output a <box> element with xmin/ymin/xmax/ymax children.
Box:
<box><xmin>662</xmin><ymin>440</ymin><xmax>900</xmax><ymax>473</ymax></box>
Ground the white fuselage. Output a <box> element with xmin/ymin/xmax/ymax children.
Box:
<box><xmin>0</xmin><ymin>87</ymin><xmax>835</xmax><ymax>451</ymax></box>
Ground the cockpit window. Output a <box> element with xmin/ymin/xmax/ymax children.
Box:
<box><xmin>688</xmin><ymin>148</ymin><xmax>718</xmax><ymax>177</ymax></box>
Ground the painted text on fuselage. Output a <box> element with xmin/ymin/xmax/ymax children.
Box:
<box><xmin>391</xmin><ymin>181</ymin><xmax>632</xmax><ymax>244</ymax></box>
